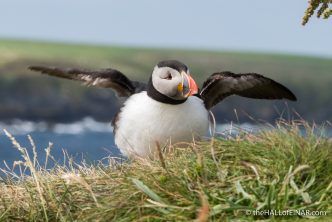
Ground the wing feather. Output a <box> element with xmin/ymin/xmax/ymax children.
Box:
<box><xmin>200</xmin><ymin>71</ymin><xmax>297</xmax><ymax>109</ymax></box>
<box><xmin>28</xmin><ymin>66</ymin><xmax>146</xmax><ymax>97</ymax></box>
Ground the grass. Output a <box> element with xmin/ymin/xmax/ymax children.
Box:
<box><xmin>0</xmin><ymin>121</ymin><xmax>331</xmax><ymax>221</ymax></box>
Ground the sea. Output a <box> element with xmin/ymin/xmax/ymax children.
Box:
<box><xmin>0</xmin><ymin>117</ymin><xmax>331</xmax><ymax>171</ymax></box>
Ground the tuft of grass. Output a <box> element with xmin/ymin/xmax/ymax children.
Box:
<box><xmin>0</xmin><ymin>121</ymin><xmax>331</xmax><ymax>221</ymax></box>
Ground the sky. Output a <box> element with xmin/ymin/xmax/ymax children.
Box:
<box><xmin>0</xmin><ymin>0</ymin><xmax>331</xmax><ymax>57</ymax></box>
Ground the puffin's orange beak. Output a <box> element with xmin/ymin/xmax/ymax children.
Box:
<box><xmin>179</xmin><ymin>72</ymin><xmax>198</xmax><ymax>97</ymax></box>
<box><xmin>187</xmin><ymin>74</ymin><xmax>198</xmax><ymax>96</ymax></box>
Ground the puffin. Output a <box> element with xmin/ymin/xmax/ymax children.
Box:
<box><xmin>29</xmin><ymin>60</ymin><xmax>296</xmax><ymax>158</ymax></box>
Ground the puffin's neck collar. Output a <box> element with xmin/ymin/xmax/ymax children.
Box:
<box><xmin>147</xmin><ymin>77</ymin><xmax>187</xmax><ymax>105</ymax></box>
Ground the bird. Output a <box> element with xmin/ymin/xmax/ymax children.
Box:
<box><xmin>28</xmin><ymin>60</ymin><xmax>296</xmax><ymax>158</ymax></box>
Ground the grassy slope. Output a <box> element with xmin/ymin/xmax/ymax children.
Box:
<box><xmin>0</xmin><ymin>39</ymin><xmax>332</xmax><ymax>122</ymax></box>
<box><xmin>0</xmin><ymin>122</ymin><xmax>331</xmax><ymax>221</ymax></box>
<box><xmin>2</xmin><ymin>39</ymin><xmax>332</xmax><ymax>83</ymax></box>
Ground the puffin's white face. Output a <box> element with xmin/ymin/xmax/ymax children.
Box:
<box><xmin>151</xmin><ymin>66</ymin><xmax>198</xmax><ymax>100</ymax></box>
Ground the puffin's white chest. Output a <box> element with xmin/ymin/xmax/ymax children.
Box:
<box><xmin>114</xmin><ymin>92</ymin><xmax>209</xmax><ymax>158</ymax></box>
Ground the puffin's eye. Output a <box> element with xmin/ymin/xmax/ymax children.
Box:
<box><xmin>165</xmin><ymin>72</ymin><xmax>172</xmax><ymax>80</ymax></box>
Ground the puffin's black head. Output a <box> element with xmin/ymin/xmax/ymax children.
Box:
<box><xmin>156</xmin><ymin>60</ymin><xmax>188</xmax><ymax>73</ymax></box>
<box><xmin>147</xmin><ymin>60</ymin><xmax>198</xmax><ymax>105</ymax></box>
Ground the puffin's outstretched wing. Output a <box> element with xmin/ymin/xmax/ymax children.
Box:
<box><xmin>200</xmin><ymin>71</ymin><xmax>297</xmax><ymax>109</ymax></box>
<box><xmin>28</xmin><ymin>66</ymin><xmax>146</xmax><ymax>97</ymax></box>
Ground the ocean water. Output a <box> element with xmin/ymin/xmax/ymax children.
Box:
<box><xmin>0</xmin><ymin>118</ymin><xmax>120</xmax><ymax>170</ymax></box>
<box><xmin>0</xmin><ymin>118</ymin><xmax>331</xmax><ymax>171</ymax></box>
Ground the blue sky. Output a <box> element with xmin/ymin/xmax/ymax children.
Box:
<box><xmin>1</xmin><ymin>0</ymin><xmax>331</xmax><ymax>57</ymax></box>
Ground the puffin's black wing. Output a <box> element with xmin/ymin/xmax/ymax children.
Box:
<box><xmin>28</xmin><ymin>66</ymin><xmax>146</xmax><ymax>97</ymax></box>
<box><xmin>200</xmin><ymin>71</ymin><xmax>297</xmax><ymax>109</ymax></box>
